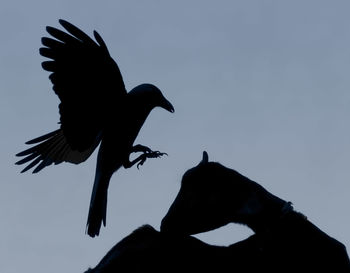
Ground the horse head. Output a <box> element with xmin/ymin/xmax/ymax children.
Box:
<box><xmin>161</xmin><ymin>151</ymin><xmax>284</xmax><ymax>234</ymax></box>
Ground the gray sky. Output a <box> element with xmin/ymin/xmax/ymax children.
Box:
<box><xmin>1</xmin><ymin>0</ymin><xmax>350</xmax><ymax>272</ymax></box>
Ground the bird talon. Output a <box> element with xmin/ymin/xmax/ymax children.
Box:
<box><xmin>147</xmin><ymin>151</ymin><xmax>168</xmax><ymax>158</ymax></box>
<box><xmin>132</xmin><ymin>144</ymin><xmax>152</xmax><ymax>154</ymax></box>
<box><xmin>137</xmin><ymin>154</ymin><xmax>147</xmax><ymax>169</ymax></box>
<box><xmin>143</xmin><ymin>147</ymin><xmax>152</xmax><ymax>154</ymax></box>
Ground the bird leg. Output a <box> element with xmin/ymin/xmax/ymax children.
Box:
<box><xmin>123</xmin><ymin>145</ymin><xmax>167</xmax><ymax>169</ymax></box>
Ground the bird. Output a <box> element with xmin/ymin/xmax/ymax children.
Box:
<box><xmin>15</xmin><ymin>19</ymin><xmax>174</xmax><ymax>237</ymax></box>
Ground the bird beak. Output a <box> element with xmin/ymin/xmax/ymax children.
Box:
<box><xmin>161</xmin><ymin>98</ymin><xmax>175</xmax><ymax>113</ymax></box>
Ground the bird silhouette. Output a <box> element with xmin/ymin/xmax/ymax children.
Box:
<box><xmin>15</xmin><ymin>19</ymin><xmax>174</xmax><ymax>237</ymax></box>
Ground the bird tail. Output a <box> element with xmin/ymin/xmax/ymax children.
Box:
<box><xmin>86</xmin><ymin>171</ymin><xmax>112</xmax><ymax>237</ymax></box>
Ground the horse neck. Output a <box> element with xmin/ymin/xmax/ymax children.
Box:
<box><xmin>254</xmin><ymin>206</ymin><xmax>307</xmax><ymax>236</ymax></box>
<box><xmin>232</xmin><ymin>206</ymin><xmax>309</xmax><ymax>257</ymax></box>
<box><xmin>235</xmin><ymin>186</ymin><xmax>295</xmax><ymax>234</ymax></box>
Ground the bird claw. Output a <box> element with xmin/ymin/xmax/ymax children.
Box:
<box><xmin>136</xmin><ymin>150</ymin><xmax>168</xmax><ymax>169</ymax></box>
<box><xmin>137</xmin><ymin>156</ymin><xmax>147</xmax><ymax>169</ymax></box>
<box><xmin>132</xmin><ymin>144</ymin><xmax>152</xmax><ymax>154</ymax></box>
<box><xmin>136</xmin><ymin>163</ymin><xmax>142</xmax><ymax>169</ymax></box>
<box><xmin>148</xmin><ymin>150</ymin><xmax>168</xmax><ymax>158</ymax></box>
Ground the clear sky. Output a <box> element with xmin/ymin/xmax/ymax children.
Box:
<box><xmin>1</xmin><ymin>1</ymin><xmax>350</xmax><ymax>272</ymax></box>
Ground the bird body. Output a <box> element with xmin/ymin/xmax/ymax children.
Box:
<box><xmin>16</xmin><ymin>20</ymin><xmax>174</xmax><ymax>237</ymax></box>
<box><xmin>86</xmin><ymin>84</ymin><xmax>174</xmax><ymax>236</ymax></box>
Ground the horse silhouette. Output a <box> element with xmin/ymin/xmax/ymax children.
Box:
<box><xmin>161</xmin><ymin>151</ymin><xmax>350</xmax><ymax>272</ymax></box>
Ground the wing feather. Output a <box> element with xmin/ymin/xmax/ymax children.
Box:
<box><xmin>40</xmin><ymin>19</ymin><xmax>127</xmax><ymax>151</ymax></box>
<box><xmin>59</xmin><ymin>19</ymin><xmax>96</xmax><ymax>45</ymax></box>
<box><xmin>25</xmin><ymin>129</ymin><xmax>60</xmax><ymax>144</ymax></box>
<box><xmin>16</xmin><ymin>129</ymin><xmax>102</xmax><ymax>173</ymax></box>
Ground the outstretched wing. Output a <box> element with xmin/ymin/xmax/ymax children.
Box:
<box><xmin>16</xmin><ymin>129</ymin><xmax>102</xmax><ymax>173</ymax></box>
<box><xmin>41</xmin><ymin>19</ymin><xmax>127</xmax><ymax>150</ymax></box>
<box><xmin>16</xmin><ymin>20</ymin><xmax>127</xmax><ymax>173</ymax></box>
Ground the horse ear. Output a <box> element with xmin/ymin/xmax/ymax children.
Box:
<box><xmin>200</xmin><ymin>151</ymin><xmax>209</xmax><ymax>164</ymax></box>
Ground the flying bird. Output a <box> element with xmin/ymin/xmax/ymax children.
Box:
<box><xmin>15</xmin><ymin>19</ymin><xmax>174</xmax><ymax>237</ymax></box>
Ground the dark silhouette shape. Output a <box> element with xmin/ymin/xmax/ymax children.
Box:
<box><xmin>15</xmin><ymin>20</ymin><xmax>174</xmax><ymax>237</ymax></box>
<box><xmin>84</xmin><ymin>224</ymin><xmax>250</xmax><ymax>272</ymax></box>
<box><xmin>161</xmin><ymin>152</ymin><xmax>350</xmax><ymax>272</ymax></box>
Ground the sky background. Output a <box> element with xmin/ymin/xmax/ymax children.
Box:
<box><xmin>1</xmin><ymin>0</ymin><xmax>350</xmax><ymax>272</ymax></box>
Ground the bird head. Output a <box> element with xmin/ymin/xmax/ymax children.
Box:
<box><xmin>132</xmin><ymin>83</ymin><xmax>175</xmax><ymax>113</ymax></box>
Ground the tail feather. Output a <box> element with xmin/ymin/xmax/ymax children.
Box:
<box><xmin>86</xmin><ymin>172</ymin><xmax>111</xmax><ymax>237</ymax></box>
